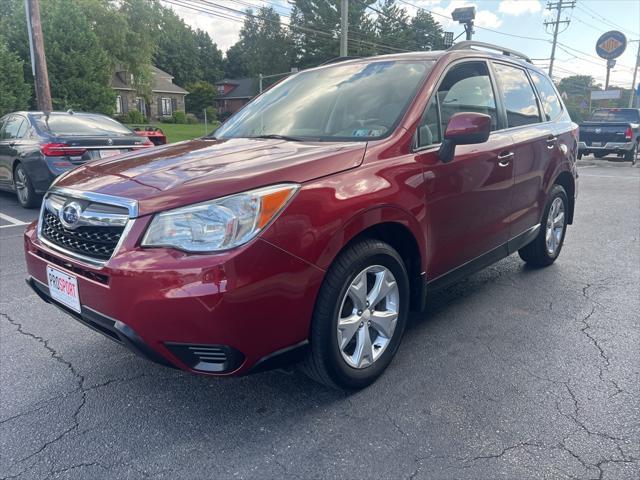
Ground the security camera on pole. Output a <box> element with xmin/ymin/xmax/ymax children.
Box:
<box><xmin>451</xmin><ymin>7</ymin><xmax>476</xmax><ymax>41</ymax></box>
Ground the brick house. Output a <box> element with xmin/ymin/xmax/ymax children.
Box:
<box><xmin>214</xmin><ymin>78</ymin><xmax>255</xmax><ymax>115</ymax></box>
<box><xmin>111</xmin><ymin>66</ymin><xmax>188</xmax><ymax>121</ymax></box>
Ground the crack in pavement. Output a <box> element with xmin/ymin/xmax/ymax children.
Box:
<box><xmin>0</xmin><ymin>312</ymin><xmax>153</xmax><ymax>480</ymax></box>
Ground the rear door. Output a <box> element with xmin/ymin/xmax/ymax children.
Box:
<box><xmin>491</xmin><ymin>62</ymin><xmax>552</xmax><ymax>240</ymax></box>
<box><xmin>0</xmin><ymin>115</ymin><xmax>26</xmax><ymax>186</ymax></box>
<box><xmin>413</xmin><ymin>60</ymin><xmax>515</xmax><ymax>280</ymax></box>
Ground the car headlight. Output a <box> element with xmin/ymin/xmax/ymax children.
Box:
<box><xmin>141</xmin><ymin>184</ymin><xmax>299</xmax><ymax>252</ymax></box>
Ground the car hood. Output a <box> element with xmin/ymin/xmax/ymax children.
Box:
<box><xmin>55</xmin><ymin>137</ymin><xmax>366</xmax><ymax>216</ymax></box>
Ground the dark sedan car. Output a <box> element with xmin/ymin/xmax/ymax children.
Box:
<box><xmin>0</xmin><ymin>111</ymin><xmax>152</xmax><ymax>208</ymax></box>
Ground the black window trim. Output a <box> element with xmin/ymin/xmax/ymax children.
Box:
<box><xmin>412</xmin><ymin>57</ymin><xmax>503</xmax><ymax>153</ymax></box>
<box><xmin>527</xmin><ymin>68</ymin><xmax>565</xmax><ymax>123</ymax></box>
<box><xmin>490</xmin><ymin>60</ymin><xmax>544</xmax><ymax>132</ymax></box>
<box><xmin>1</xmin><ymin>114</ymin><xmax>28</xmax><ymax>141</ymax></box>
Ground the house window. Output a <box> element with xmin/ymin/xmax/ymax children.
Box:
<box><xmin>217</xmin><ymin>85</ymin><xmax>225</xmax><ymax>95</ymax></box>
<box><xmin>136</xmin><ymin>97</ymin><xmax>146</xmax><ymax>115</ymax></box>
<box><xmin>115</xmin><ymin>95</ymin><xmax>123</xmax><ymax>114</ymax></box>
<box><xmin>161</xmin><ymin>97</ymin><xmax>172</xmax><ymax>116</ymax></box>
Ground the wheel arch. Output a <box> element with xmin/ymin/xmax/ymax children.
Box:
<box><xmin>553</xmin><ymin>170</ymin><xmax>575</xmax><ymax>224</ymax></box>
<box><xmin>322</xmin><ymin>212</ymin><xmax>427</xmax><ymax>312</ymax></box>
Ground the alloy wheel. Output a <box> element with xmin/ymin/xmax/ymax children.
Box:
<box><xmin>337</xmin><ymin>265</ymin><xmax>399</xmax><ymax>369</ymax></box>
<box><xmin>14</xmin><ymin>168</ymin><xmax>29</xmax><ymax>205</ymax></box>
<box><xmin>545</xmin><ymin>197</ymin><xmax>565</xmax><ymax>255</ymax></box>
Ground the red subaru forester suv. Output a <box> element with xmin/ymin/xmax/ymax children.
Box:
<box><xmin>24</xmin><ymin>42</ymin><xmax>578</xmax><ymax>389</ymax></box>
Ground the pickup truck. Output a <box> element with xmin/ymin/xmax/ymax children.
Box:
<box><xmin>578</xmin><ymin>108</ymin><xmax>639</xmax><ymax>164</ymax></box>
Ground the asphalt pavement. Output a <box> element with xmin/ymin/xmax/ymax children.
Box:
<box><xmin>1</xmin><ymin>158</ymin><xmax>639</xmax><ymax>480</ymax></box>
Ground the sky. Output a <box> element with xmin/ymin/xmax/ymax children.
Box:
<box><xmin>164</xmin><ymin>0</ymin><xmax>640</xmax><ymax>89</ymax></box>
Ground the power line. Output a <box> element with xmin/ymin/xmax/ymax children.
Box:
<box><xmin>544</xmin><ymin>0</ymin><xmax>575</xmax><ymax>77</ymax></box>
<box><xmin>576</xmin><ymin>3</ymin><xmax>639</xmax><ymax>37</ymax></box>
<box><xmin>165</xmin><ymin>0</ymin><xmax>411</xmax><ymax>55</ymax></box>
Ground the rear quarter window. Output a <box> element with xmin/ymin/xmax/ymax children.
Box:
<box><xmin>530</xmin><ymin>70</ymin><xmax>563</xmax><ymax>121</ymax></box>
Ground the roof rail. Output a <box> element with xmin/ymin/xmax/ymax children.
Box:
<box><xmin>319</xmin><ymin>56</ymin><xmax>361</xmax><ymax>66</ymax></box>
<box><xmin>448</xmin><ymin>41</ymin><xmax>532</xmax><ymax>63</ymax></box>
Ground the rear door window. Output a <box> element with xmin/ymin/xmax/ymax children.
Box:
<box><xmin>493</xmin><ymin>63</ymin><xmax>541</xmax><ymax>128</ymax></box>
<box><xmin>530</xmin><ymin>70</ymin><xmax>563</xmax><ymax>121</ymax></box>
<box><xmin>2</xmin><ymin>116</ymin><xmax>25</xmax><ymax>140</ymax></box>
<box><xmin>416</xmin><ymin>61</ymin><xmax>498</xmax><ymax>149</ymax></box>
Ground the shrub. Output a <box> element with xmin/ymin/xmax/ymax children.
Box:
<box><xmin>115</xmin><ymin>110</ymin><xmax>147</xmax><ymax>125</ymax></box>
<box><xmin>185</xmin><ymin>113</ymin><xmax>199</xmax><ymax>124</ymax></box>
<box><xmin>204</xmin><ymin>106</ymin><xmax>217</xmax><ymax>122</ymax></box>
<box><xmin>171</xmin><ymin>111</ymin><xmax>187</xmax><ymax>124</ymax></box>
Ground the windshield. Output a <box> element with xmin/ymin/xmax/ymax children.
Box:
<box><xmin>33</xmin><ymin>114</ymin><xmax>134</xmax><ymax>136</ymax></box>
<box><xmin>590</xmin><ymin>109</ymin><xmax>640</xmax><ymax>123</ymax></box>
<box><xmin>215</xmin><ymin>60</ymin><xmax>432</xmax><ymax>141</ymax></box>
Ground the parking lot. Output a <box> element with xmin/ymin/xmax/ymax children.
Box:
<box><xmin>1</xmin><ymin>158</ymin><xmax>638</xmax><ymax>480</ymax></box>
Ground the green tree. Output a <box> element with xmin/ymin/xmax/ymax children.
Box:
<box><xmin>0</xmin><ymin>34</ymin><xmax>31</xmax><ymax>116</ymax></box>
<box><xmin>224</xmin><ymin>7</ymin><xmax>293</xmax><ymax>78</ymax></box>
<box><xmin>290</xmin><ymin>0</ymin><xmax>376</xmax><ymax>68</ymax></box>
<box><xmin>411</xmin><ymin>9</ymin><xmax>444</xmax><ymax>51</ymax></box>
<box><xmin>185</xmin><ymin>81</ymin><xmax>217</xmax><ymax>116</ymax></box>
<box><xmin>40</xmin><ymin>0</ymin><xmax>115</xmax><ymax>112</ymax></box>
<box><xmin>375</xmin><ymin>0</ymin><xmax>413</xmax><ymax>53</ymax></box>
<box><xmin>195</xmin><ymin>29</ymin><xmax>224</xmax><ymax>84</ymax></box>
<box><xmin>557</xmin><ymin>75</ymin><xmax>599</xmax><ymax>97</ymax></box>
<box><xmin>155</xmin><ymin>7</ymin><xmax>201</xmax><ymax>86</ymax></box>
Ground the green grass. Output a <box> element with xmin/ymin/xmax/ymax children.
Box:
<box><xmin>127</xmin><ymin>122</ymin><xmax>219</xmax><ymax>143</ymax></box>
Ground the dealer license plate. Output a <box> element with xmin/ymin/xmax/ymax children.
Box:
<box><xmin>98</xmin><ymin>149</ymin><xmax>122</xmax><ymax>158</ymax></box>
<box><xmin>46</xmin><ymin>266</ymin><xmax>81</xmax><ymax>313</ymax></box>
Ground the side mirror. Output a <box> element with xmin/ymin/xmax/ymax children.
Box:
<box><xmin>438</xmin><ymin>112</ymin><xmax>492</xmax><ymax>163</ymax></box>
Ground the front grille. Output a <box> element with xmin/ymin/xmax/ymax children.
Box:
<box><xmin>41</xmin><ymin>211</ymin><xmax>124</xmax><ymax>261</ymax></box>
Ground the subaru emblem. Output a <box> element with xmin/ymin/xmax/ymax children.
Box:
<box><xmin>107</xmin><ymin>138</ymin><xmax>114</xmax><ymax>146</ymax></box>
<box><xmin>60</xmin><ymin>202</ymin><xmax>82</xmax><ymax>229</ymax></box>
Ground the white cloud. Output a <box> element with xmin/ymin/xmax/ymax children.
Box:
<box><xmin>432</xmin><ymin>1</ymin><xmax>503</xmax><ymax>29</ymax></box>
<box><xmin>498</xmin><ymin>0</ymin><xmax>542</xmax><ymax>16</ymax></box>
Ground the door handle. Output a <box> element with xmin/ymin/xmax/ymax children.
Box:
<box><xmin>546</xmin><ymin>136</ymin><xmax>557</xmax><ymax>149</ymax></box>
<box><xmin>497</xmin><ymin>151</ymin><xmax>514</xmax><ymax>167</ymax></box>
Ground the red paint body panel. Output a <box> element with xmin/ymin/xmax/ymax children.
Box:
<box><xmin>55</xmin><ymin>138</ymin><xmax>366</xmax><ymax>216</ymax></box>
<box><xmin>24</xmin><ymin>50</ymin><xmax>578</xmax><ymax>375</ymax></box>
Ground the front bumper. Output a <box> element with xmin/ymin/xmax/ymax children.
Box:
<box><xmin>24</xmin><ymin>221</ymin><xmax>324</xmax><ymax>375</ymax></box>
<box><xmin>578</xmin><ymin>141</ymin><xmax>634</xmax><ymax>153</ymax></box>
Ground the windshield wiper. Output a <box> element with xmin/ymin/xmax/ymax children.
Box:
<box><xmin>249</xmin><ymin>134</ymin><xmax>305</xmax><ymax>142</ymax></box>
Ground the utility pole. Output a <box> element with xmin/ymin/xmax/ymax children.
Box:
<box><xmin>25</xmin><ymin>0</ymin><xmax>52</xmax><ymax>111</ymax></box>
<box><xmin>340</xmin><ymin>0</ymin><xmax>348</xmax><ymax>57</ymax></box>
<box><xmin>629</xmin><ymin>40</ymin><xmax>640</xmax><ymax>108</ymax></box>
<box><xmin>544</xmin><ymin>1</ymin><xmax>575</xmax><ymax>78</ymax></box>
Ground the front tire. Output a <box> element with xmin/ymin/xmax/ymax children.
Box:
<box><xmin>13</xmin><ymin>164</ymin><xmax>39</xmax><ymax>209</ymax></box>
<box><xmin>300</xmin><ymin>239</ymin><xmax>409</xmax><ymax>389</ymax></box>
<box><xmin>518</xmin><ymin>185</ymin><xmax>568</xmax><ymax>268</ymax></box>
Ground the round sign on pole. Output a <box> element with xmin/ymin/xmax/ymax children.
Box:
<box><xmin>596</xmin><ymin>31</ymin><xmax>627</xmax><ymax>60</ymax></box>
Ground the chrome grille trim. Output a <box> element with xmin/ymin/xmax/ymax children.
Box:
<box><xmin>37</xmin><ymin>188</ymin><xmax>138</xmax><ymax>267</ymax></box>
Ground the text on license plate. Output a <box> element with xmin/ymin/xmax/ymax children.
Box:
<box><xmin>99</xmin><ymin>149</ymin><xmax>122</xmax><ymax>158</ymax></box>
<box><xmin>46</xmin><ymin>265</ymin><xmax>81</xmax><ymax>313</ymax></box>
<box><xmin>591</xmin><ymin>142</ymin><xmax>602</xmax><ymax>147</ymax></box>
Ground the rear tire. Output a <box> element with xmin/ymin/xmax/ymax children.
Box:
<box><xmin>623</xmin><ymin>142</ymin><xmax>637</xmax><ymax>164</ymax></box>
<box><xmin>13</xmin><ymin>164</ymin><xmax>39</xmax><ymax>209</ymax></box>
<box><xmin>300</xmin><ymin>239</ymin><xmax>409</xmax><ymax>389</ymax></box>
<box><xmin>518</xmin><ymin>185</ymin><xmax>568</xmax><ymax>268</ymax></box>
